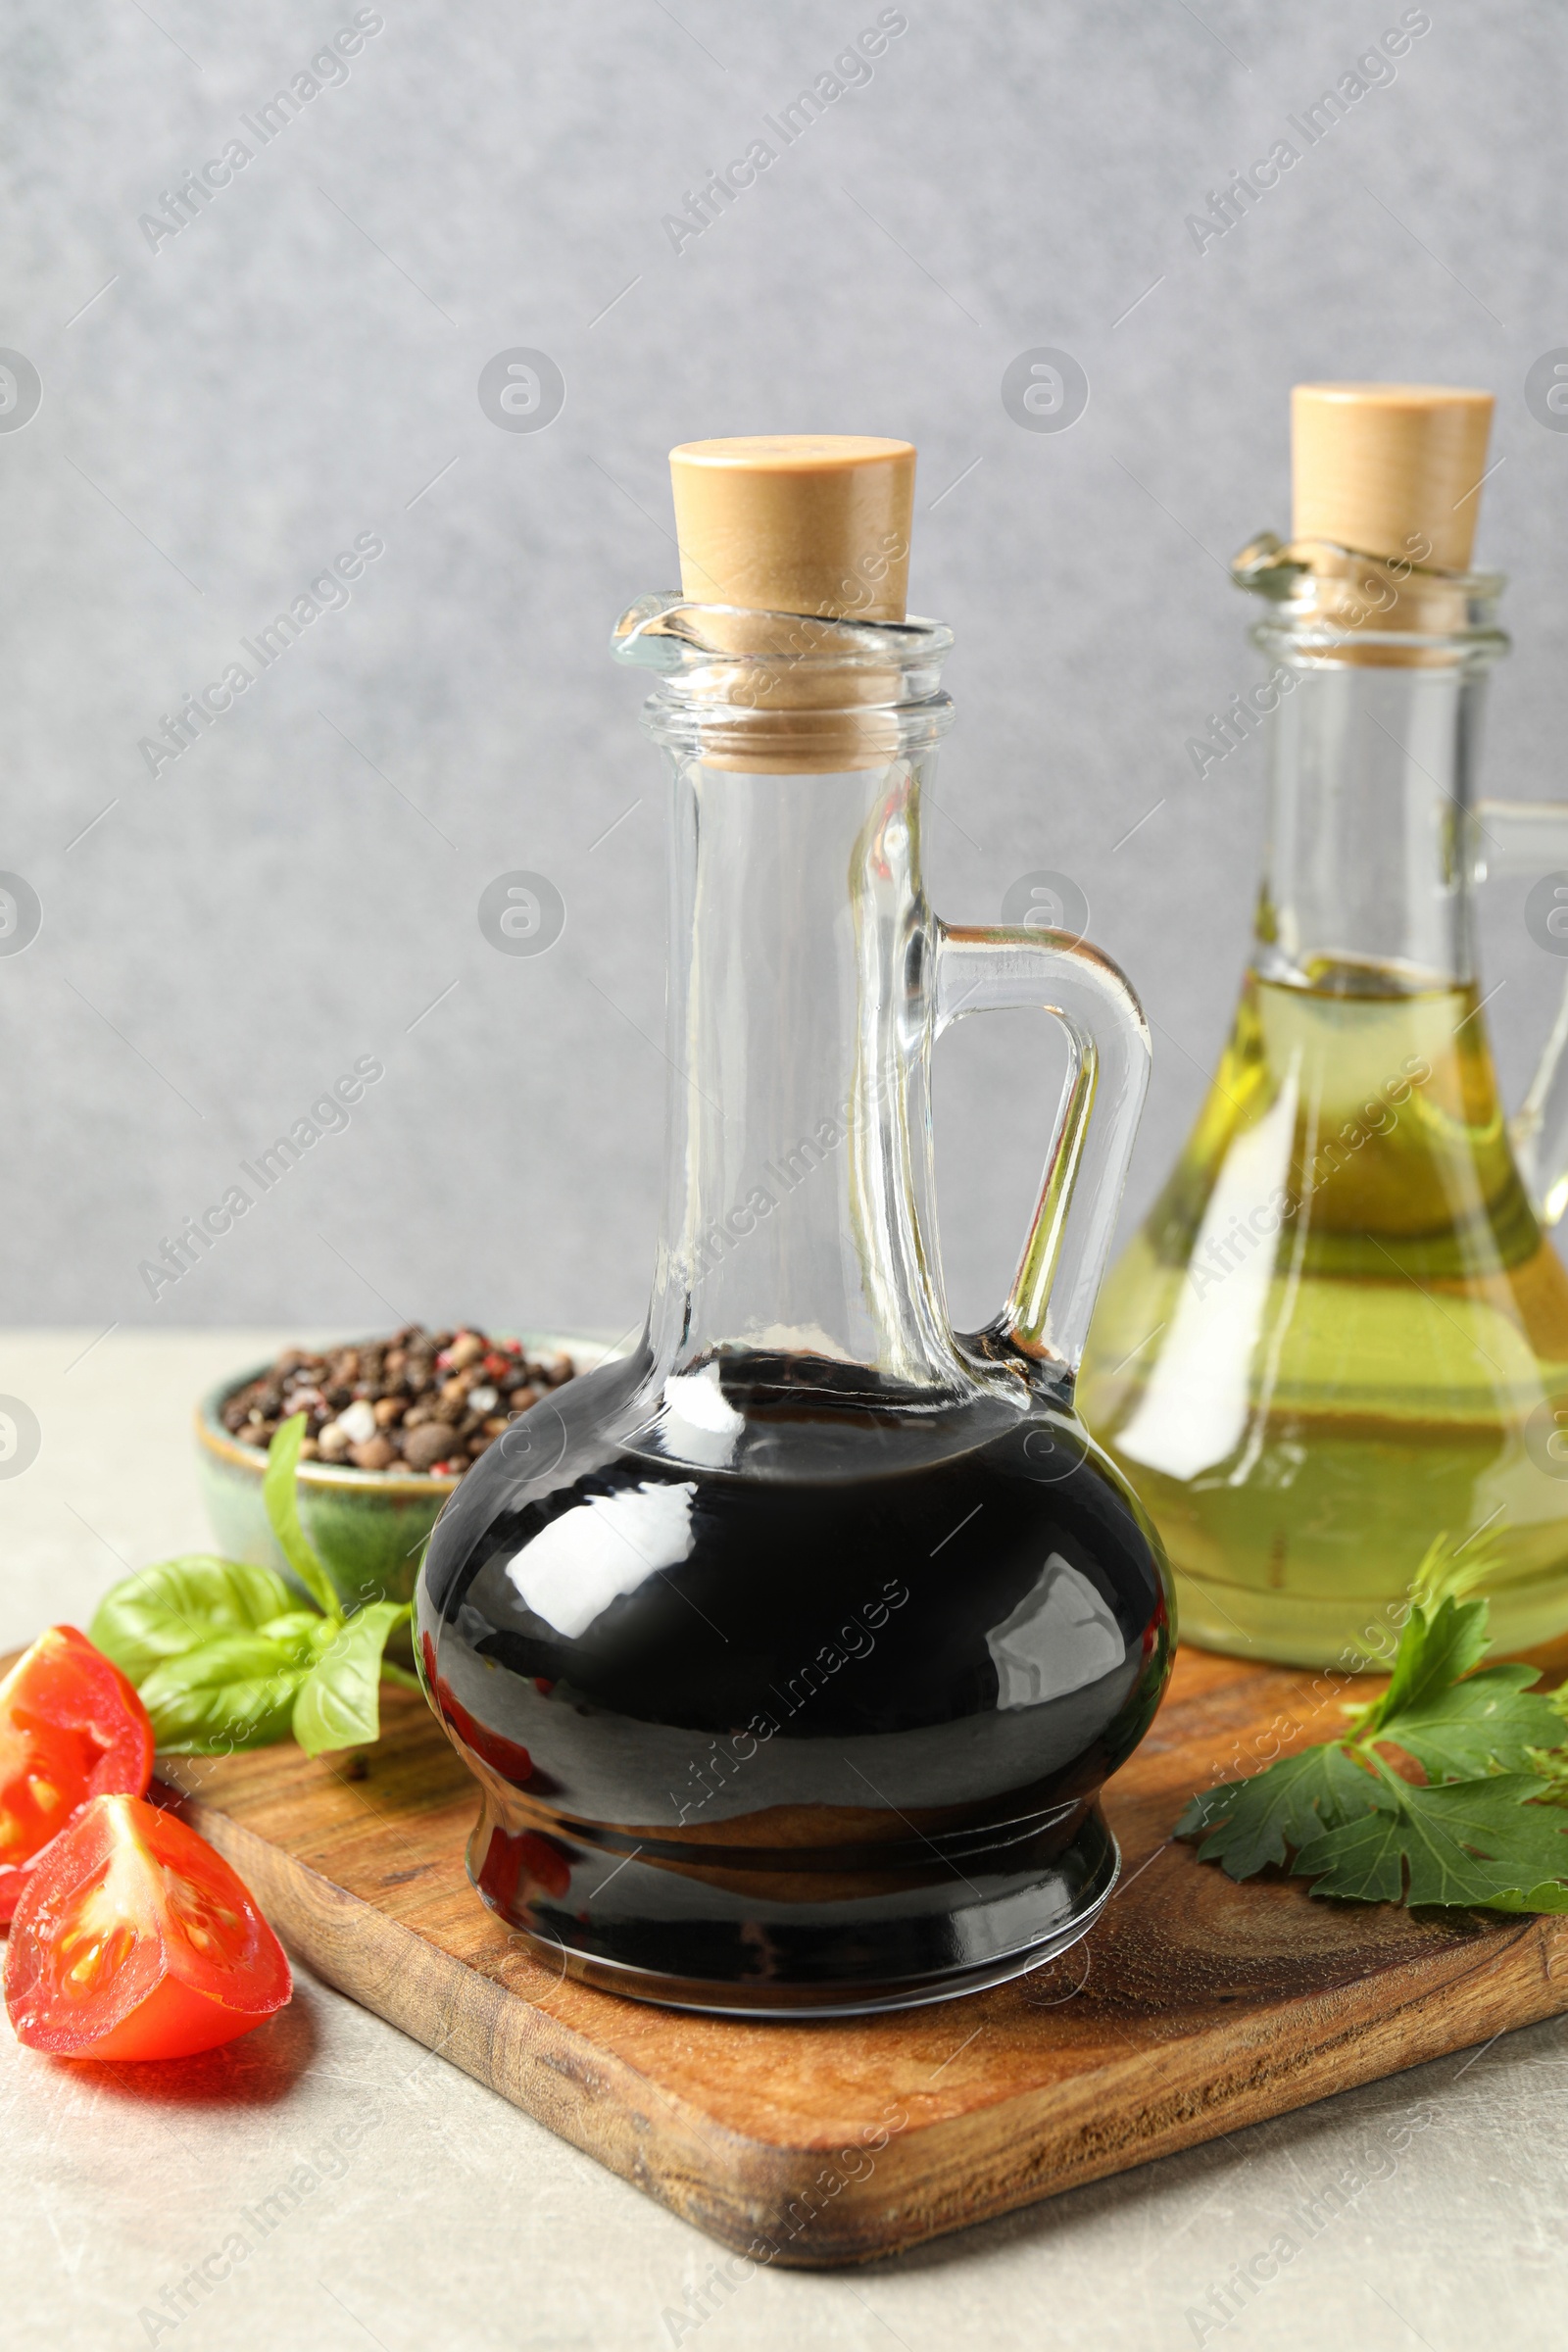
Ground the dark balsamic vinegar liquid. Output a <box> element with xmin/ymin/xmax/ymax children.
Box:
<box><xmin>417</xmin><ymin>1353</ymin><xmax>1173</xmax><ymax>2011</ymax></box>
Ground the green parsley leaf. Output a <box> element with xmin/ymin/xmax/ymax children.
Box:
<box><xmin>1370</xmin><ymin>1662</ymin><xmax>1559</xmax><ymax>1782</ymax></box>
<box><xmin>1175</xmin><ymin>1530</ymin><xmax>1568</xmax><ymax>1913</ymax></box>
<box><xmin>1344</xmin><ymin>1534</ymin><xmax>1499</xmax><ymax>1741</ymax></box>
<box><xmin>1350</xmin><ymin>1590</ymin><xmax>1491</xmax><ymax>1738</ymax></box>
<box><xmin>1294</xmin><ymin>1770</ymin><xmax>1568</xmax><ymax>1909</ymax></box>
<box><xmin>1176</xmin><ymin>1742</ymin><xmax>1376</xmax><ymax>1876</ymax></box>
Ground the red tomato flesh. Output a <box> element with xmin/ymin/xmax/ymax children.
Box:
<box><xmin>4</xmin><ymin>1793</ymin><xmax>291</xmax><ymax>2059</ymax></box>
<box><xmin>0</xmin><ymin>1626</ymin><xmax>155</xmax><ymax>1924</ymax></box>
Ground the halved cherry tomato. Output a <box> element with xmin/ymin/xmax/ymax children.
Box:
<box><xmin>0</xmin><ymin>1626</ymin><xmax>155</xmax><ymax>1924</ymax></box>
<box><xmin>4</xmin><ymin>1793</ymin><xmax>291</xmax><ymax>2059</ymax></box>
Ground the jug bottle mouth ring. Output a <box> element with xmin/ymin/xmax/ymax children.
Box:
<box><xmin>1233</xmin><ymin>529</ymin><xmax>1509</xmax><ymax>668</ymax></box>
<box><xmin>612</xmin><ymin>592</ymin><xmax>955</xmax><ymax>665</ymax></box>
<box><xmin>612</xmin><ymin>592</ymin><xmax>956</xmax><ymax>770</ymax></box>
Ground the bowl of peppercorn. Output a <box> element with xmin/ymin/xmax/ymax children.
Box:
<box><xmin>195</xmin><ymin>1325</ymin><xmax>618</xmax><ymax>1613</ymax></box>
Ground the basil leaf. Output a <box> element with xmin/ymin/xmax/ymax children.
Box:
<box><xmin>89</xmin><ymin>1554</ymin><xmax>294</xmax><ymax>1684</ymax></box>
<box><xmin>292</xmin><ymin>1602</ymin><xmax>411</xmax><ymax>1758</ymax></box>
<box><xmin>138</xmin><ymin>1630</ymin><xmax>318</xmax><ymax>1754</ymax></box>
<box><xmin>258</xmin><ymin>1610</ymin><xmax>339</xmax><ymax>1655</ymax></box>
<box><xmin>263</xmin><ymin>1412</ymin><xmax>339</xmax><ymax>1618</ymax></box>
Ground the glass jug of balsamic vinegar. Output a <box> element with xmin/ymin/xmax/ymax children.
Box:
<box><xmin>417</xmin><ymin>436</ymin><xmax>1172</xmax><ymax>2013</ymax></box>
<box><xmin>1081</xmin><ymin>383</ymin><xmax>1568</xmax><ymax>1670</ymax></box>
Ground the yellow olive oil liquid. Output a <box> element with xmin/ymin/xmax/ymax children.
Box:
<box><xmin>1080</xmin><ymin>962</ymin><xmax>1568</xmax><ymax>1666</ymax></box>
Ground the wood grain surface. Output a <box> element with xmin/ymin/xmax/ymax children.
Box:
<box><xmin>147</xmin><ymin>1643</ymin><xmax>1568</xmax><ymax>2267</ymax></box>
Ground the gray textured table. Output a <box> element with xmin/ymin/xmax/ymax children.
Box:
<box><xmin>2</xmin><ymin>1331</ymin><xmax>1564</xmax><ymax>2352</ymax></box>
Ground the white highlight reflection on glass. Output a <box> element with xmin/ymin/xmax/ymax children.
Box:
<box><xmin>506</xmin><ymin>1481</ymin><xmax>698</xmax><ymax>1639</ymax></box>
<box><xmin>661</xmin><ymin>1364</ymin><xmax>744</xmax><ymax>1464</ymax></box>
<box><xmin>987</xmin><ymin>1554</ymin><xmax>1126</xmax><ymax>1709</ymax></box>
<box><xmin>1113</xmin><ymin>1068</ymin><xmax>1299</xmax><ymax>1483</ymax></box>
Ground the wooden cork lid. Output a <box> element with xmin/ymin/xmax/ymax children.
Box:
<box><xmin>669</xmin><ymin>435</ymin><xmax>915</xmax><ymax>618</ymax></box>
<box><xmin>1292</xmin><ymin>383</ymin><xmax>1494</xmax><ymax>571</ymax></box>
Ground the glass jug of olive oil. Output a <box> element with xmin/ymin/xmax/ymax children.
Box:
<box><xmin>1081</xmin><ymin>383</ymin><xmax>1568</xmax><ymax>1668</ymax></box>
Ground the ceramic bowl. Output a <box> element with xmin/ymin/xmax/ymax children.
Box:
<box><xmin>194</xmin><ymin>1332</ymin><xmax>619</xmax><ymax>1613</ymax></box>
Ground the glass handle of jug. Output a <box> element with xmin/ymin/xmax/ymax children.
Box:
<box><xmin>934</xmin><ymin>922</ymin><xmax>1152</xmax><ymax>1383</ymax></box>
<box><xmin>1475</xmin><ymin>798</ymin><xmax>1568</xmax><ymax>1227</ymax></box>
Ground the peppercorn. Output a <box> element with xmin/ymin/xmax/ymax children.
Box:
<box><xmin>221</xmin><ymin>1327</ymin><xmax>574</xmax><ymax>1480</ymax></box>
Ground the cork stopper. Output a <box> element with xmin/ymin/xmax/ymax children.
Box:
<box><xmin>1292</xmin><ymin>383</ymin><xmax>1494</xmax><ymax>572</ymax></box>
<box><xmin>669</xmin><ymin>435</ymin><xmax>914</xmax><ymax>619</ymax></box>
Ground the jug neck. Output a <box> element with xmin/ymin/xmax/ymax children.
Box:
<box><xmin>1235</xmin><ymin>535</ymin><xmax>1509</xmax><ymax>994</ymax></box>
<box><xmin>610</xmin><ymin>593</ymin><xmax>969</xmax><ymax>1397</ymax></box>
<box><xmin>642</xmin><ymin>753</ymin><xmax>967</xmax><ymax>1396</ymax></box>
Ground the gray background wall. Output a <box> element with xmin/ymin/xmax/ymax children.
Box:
<box><xmin>2</xmin><ymin>0</ymin><xmax>1565</xmax><ymax>1343</ymax></box>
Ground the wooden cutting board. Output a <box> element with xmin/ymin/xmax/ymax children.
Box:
<box><xmin>148</xmin><ymin>1642</ymin><xmax>1568</xmax><ymax>2268</ymax></box>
